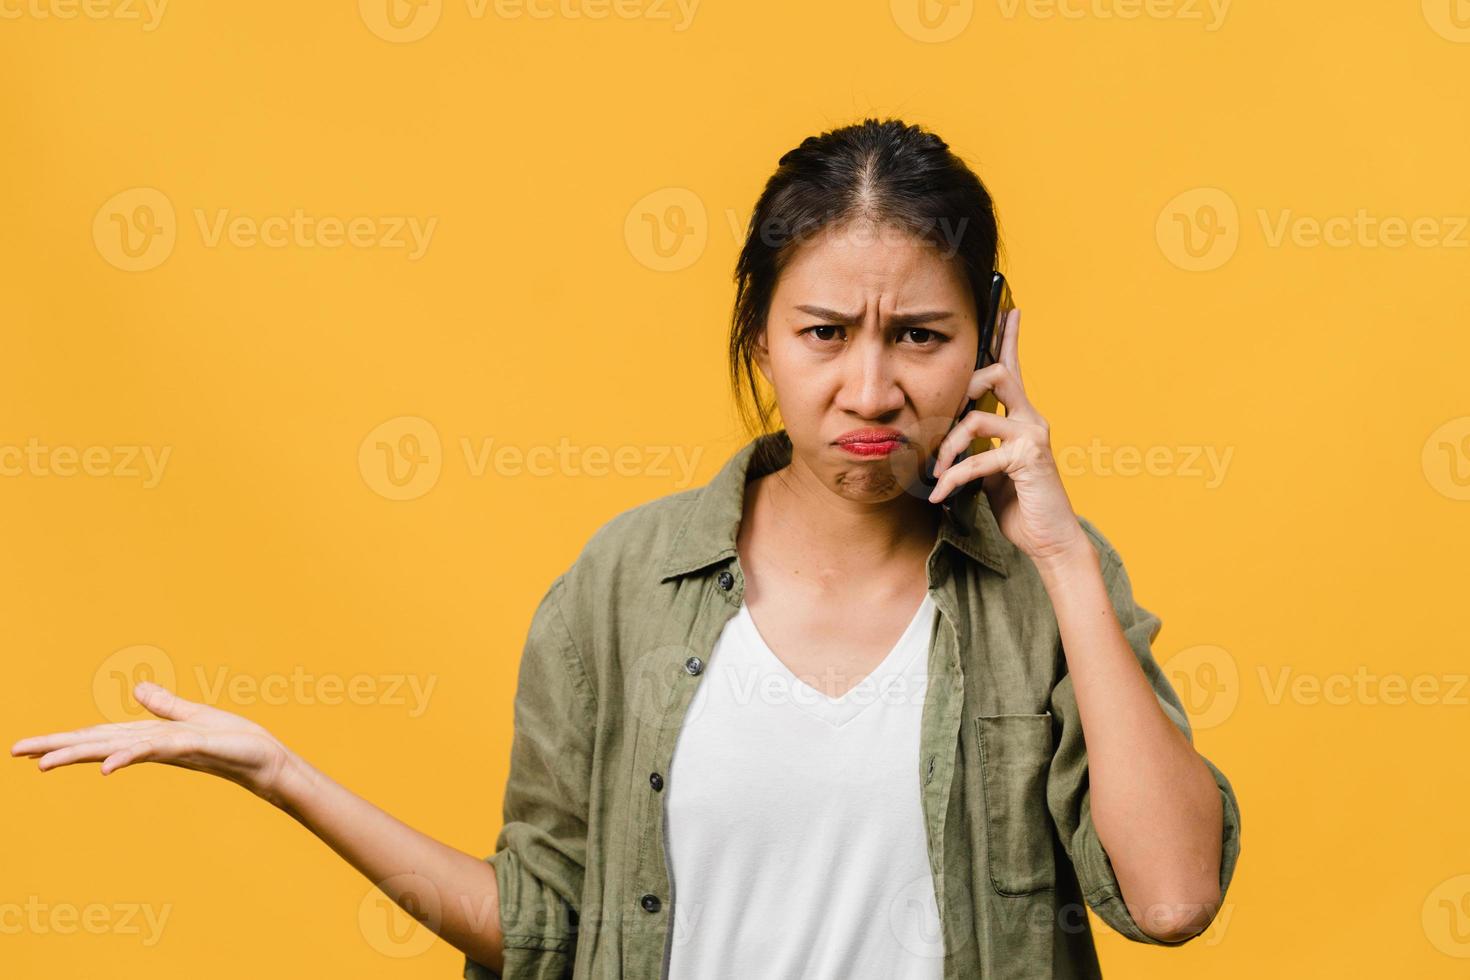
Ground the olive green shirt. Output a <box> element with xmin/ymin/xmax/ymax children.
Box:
<box><xmin>465</xmin><ymin>429</ymin><xmax>1242</xmax><ymax>979</ymax></box>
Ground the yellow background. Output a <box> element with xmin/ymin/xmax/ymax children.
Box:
<box><xmin>3</xmin><ymin>1</ymin><xmax>1468</xmax><ymax>975</ymax></box>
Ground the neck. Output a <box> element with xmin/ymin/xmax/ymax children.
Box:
<box><xmin>748</xmin><ymin>449</ymin><xmax>941</xmax><ymax>584</ymax></box>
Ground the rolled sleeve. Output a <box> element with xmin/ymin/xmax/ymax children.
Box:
<box><xmin>464</xmin><ymin>573</ymin><xmax>596</xmax><ymax>979</ymax></box>
<box><xmin>1046</xmin><ymin>530</ymin><xmax>1243</xmax><ymax>947</ymax></box>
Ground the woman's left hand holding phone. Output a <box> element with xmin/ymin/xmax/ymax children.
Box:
<box><xmin>926</xmin><ymin>307</ymin><xmax>1091</xmax><ymax>569</ymax></box>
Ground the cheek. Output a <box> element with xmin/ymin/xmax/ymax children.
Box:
<box><xmin>769</xmin><ymin>372</ymin><xmax>827</xmax><ymax>416</ymax></box>
<box><xmin>766</xmin><ymin>343</ymin><xmax>830</xmax><ymax>405</ymax></box>
<box><xmin>913</xmin><ymin>362</ymin><xmax>972</xmax><ymax>427</ymax></box>
<box><xmin>936</xmin><ymin>373</ymin><xmax>968</xmax><ymax>407</ymax></box>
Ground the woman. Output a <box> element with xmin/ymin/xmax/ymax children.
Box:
<box><xmin>11</xmin><ymin>118</ymin><xmax>1241</xmax><ymax>978</ymax></box>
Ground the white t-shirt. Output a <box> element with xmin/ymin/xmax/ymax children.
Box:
<box><xmin>663</xmin><ymin>591</ymin><xmax>945</xmax><ymax>979</ymax></box>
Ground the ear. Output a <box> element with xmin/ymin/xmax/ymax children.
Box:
<box><xmin>753</xmin><ymin>327</ymin><xmax>772</xmax><ymax>383</ymax></box>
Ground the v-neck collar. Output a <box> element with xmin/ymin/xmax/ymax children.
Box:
<box><xmin>735</xmin><ymin>591</ymin><xmax>936</xmax><ymax>729</ymax></box>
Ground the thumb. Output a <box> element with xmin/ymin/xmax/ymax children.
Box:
<box><xmin>134</xmin><ymin>681</ymin><xmax>200</xmax><ymax>721</ymax></box>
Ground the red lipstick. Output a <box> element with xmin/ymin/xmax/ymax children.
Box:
<box><xmin>835</xmin><ymin>427</ymin><xmax>907</xmax><ymax>458</ymax></box>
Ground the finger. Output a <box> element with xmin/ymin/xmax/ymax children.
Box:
<box><xmin>995</xmin><ymin>309</ymin><xmax>1041</xmax><ymax>422</ymax></box>
<box><xmin>134</xmin><ymin>681</ymin><xmax>202</xmax><ymax>722</ymax></box>
<box><xmin>999</xmin><ymin>307</ymin><xmax>1022</xmax><ymax>380</ymax></box>
<box><xmin>928</xmin><ymin>443</ymin><xmax>1010</xmax><ymax>503</ymax></box>
<box><xmin>36</xmin><ymin>736</ymin><xmax>143</xmax><ymax>772</ymax></box>
<box><xmin>963</xmin><ymin>357</ymin><xmax>1039</xmax><ymax>425</ymax></box>
<box><xmin>100</xmin><ymin>734</ymin><xmax>188</xmax><ymax>775</ymax></box>
<box><xmin>933</xmin><ymin>408</ymin><xmax>1025</xmax><ymax>478</ymax></box>
<box><xmin>12</xmin><ymin>722</ymin><xmax>152</xmax><ymax>757</ymax></box>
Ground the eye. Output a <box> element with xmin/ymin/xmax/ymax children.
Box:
<box><xmin>901</xmin><ymin>327</ymin><xmax>945</xmax><ymax>345</ymax></box>
<box><xmin>801</xmin><ymin>325</ymin><xmax>845</xmax><ymax>343</ymax></box>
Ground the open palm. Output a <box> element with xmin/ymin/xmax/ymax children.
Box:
<box><xmin>10</xmin><ymin>681</ymin><xmax>288</xmax><ymax>801</ymax></box>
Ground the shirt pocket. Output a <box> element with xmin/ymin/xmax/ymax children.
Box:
<box><xmin>973</xmin><ymin>711</ymin><xmax>1056</xmax><ymax>896</ymax></box>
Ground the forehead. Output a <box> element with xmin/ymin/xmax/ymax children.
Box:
<box><xmin>773</xmin><ymin>219</ymin><xmax>972</xmax><ymax>310</ymax></box>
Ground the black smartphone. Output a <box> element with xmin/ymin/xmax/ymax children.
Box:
<box><xmin>923</xmin><ymin>271</ymin><xmax>1012</xmax><ymax>523</ymax></box>
<box><xmin>960</xmin><ymin>271</ymin><xmax>1012</xmax><ymax>437</ymax></box>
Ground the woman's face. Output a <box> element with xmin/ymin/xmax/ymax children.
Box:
<box><xmin>754</xmin><ymin>218</ymin><xmax>980</xmax><ymax>505</ymax></box>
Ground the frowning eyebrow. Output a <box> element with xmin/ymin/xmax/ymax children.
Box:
<box><xmin>793</xmin><ymin>304</ymin><xmax>955</xmax><ymax>329</ymax></box>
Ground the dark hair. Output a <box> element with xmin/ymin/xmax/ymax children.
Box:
<box><xmin>727</xmin><ymin>117</ymin><xmax>1006</xmax><ymax>465</ymax></box>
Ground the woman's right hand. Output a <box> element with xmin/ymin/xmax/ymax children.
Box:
<box><xmin>10</xmin><ymin>681</ymin><xmax>294</xmax><ymax>806</ymax></box>
<box><xmin>12</xmin><ymin>679</ymin><xmax>509</xmax><ymax>971</ymax></box>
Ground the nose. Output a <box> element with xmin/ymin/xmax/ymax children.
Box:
<box><xmin>836</xmin><ymin>332</ymin><xmax>905</xmax><ymax>419</ymax></box>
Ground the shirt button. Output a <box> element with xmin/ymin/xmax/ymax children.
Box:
<box><xmin>649</xmin><ymin>772</ymin><xmax>664</xmax><ymax>791</ymax></box>
<box><xmin>641</xmin><ymin>893</ymin><xmax>661</xmax><ymax>913</ymax></box>
<box><xmin>717</xmin><ymin>570</ymin><xmax>734</xmax><ymax>591</ymax></box>
<box><xmin>684</xmin><ymin>656</ymin><xmax>703</xmax><ymax>675</ymax></box>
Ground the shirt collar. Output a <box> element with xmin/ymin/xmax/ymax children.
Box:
<box><xmin>657</xmin><ymin>428</ymin><xmax>1011</xmax><ymax>582</ymax></box>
